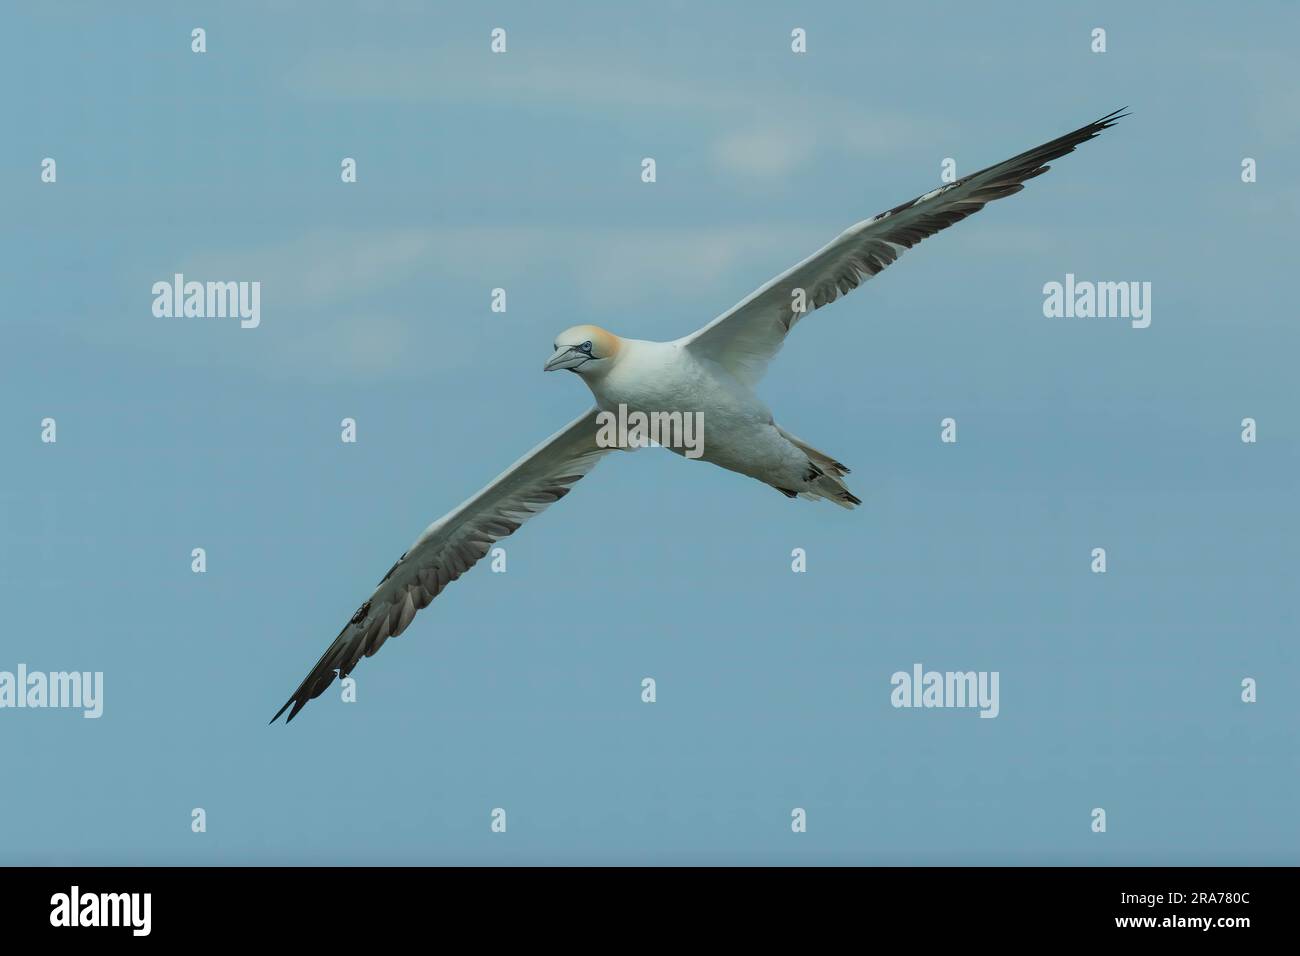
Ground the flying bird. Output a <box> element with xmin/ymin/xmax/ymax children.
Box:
<box><xmin>273</xmin><ymin>109</ymin><xmax>1126</xmax><ymax>722</ymax></box>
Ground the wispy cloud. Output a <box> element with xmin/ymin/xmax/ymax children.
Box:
<box><xmin>707</xmin><ymin>114</ymin><xmax>943</xmax><ymax>181</ymax></box>
<box><xmin>185</xmin><ymin>224</ymin><xmax>819</xmax><ymax>311</ymax></box>
<box><xmin>1201</xmin><ymin>49</ymin><xmax>1300</xmax><ymax>145</ymax></box>
<box><xmin>106</xmin><ymin>223</ymin><xmax>826</xmax><ymax>383</ymax></box>
<box><xmin>284</xmin><ymin>46</ymin><xmax>942</xmax><ymax>182</ymax></box>
<box><xmin>284</xmin><ymin>48</ymin><xmax>764</xmax><ymax>113</ymax></box>
<box><xmin>138</xmin><ymin>47</ymin><xmax>951</xmax><ymax>381</ymax></box>
<box><xmin>710</xmin><ymin>129</ymin><xmax>816</xmax><ymax>180</ymax></box>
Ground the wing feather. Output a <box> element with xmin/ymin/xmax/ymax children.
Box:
<box><xmin>684</xmin><ymin>110</ymin><xmax>1127</xmax><ymax>386</ymax></box>
<box><xmin>271</xmin><ymin>407</ymin><xmax>613</xmax><ymax>723</ymax></box>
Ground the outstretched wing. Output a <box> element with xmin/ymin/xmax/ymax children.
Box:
<box><xmin>272</xmin><ymin>408</ymin><xmax>613</xmax><ymax>723</ymax></box>
<box><xmin>684</xmin><ymin>109</ymin><xmax>1127</xmax><ymax>386</ymax></box>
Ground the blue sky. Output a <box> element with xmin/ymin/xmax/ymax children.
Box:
<box><xmin>2</xmin><ymin>1</ymin><xmax>1297</xmax><ymax>864</ymax></box>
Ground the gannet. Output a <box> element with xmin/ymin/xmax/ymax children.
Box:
<box><xmin>273</xmin><ymin>109</ymin><xmax>1126</xmax><ymax>722</ymax></box>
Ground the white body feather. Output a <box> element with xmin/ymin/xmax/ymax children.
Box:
<box><xmin>585</xmin><ymin>338</ymin><xmax>812</xmax><ymax>489</ymax></box>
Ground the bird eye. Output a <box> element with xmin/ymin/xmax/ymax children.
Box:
<box><xmin>581</xmin><ymin>341</ymin><xmax>593</xmax><ymax>353</ymax></box>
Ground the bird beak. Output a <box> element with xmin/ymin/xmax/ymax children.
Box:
<box><xmin>544</xmin><ymin>347</ymin><xmax>588</xmax><ymax>372</ymax></box>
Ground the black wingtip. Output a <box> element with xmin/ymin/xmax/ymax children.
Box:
<box><xmin>269</xmin><ymin>697</ymin><xmax>298</xmax><ymax>725</ymax></box>
<box><xmin>271</xmin><ymin>636</ymin><xmax>349</xmax><ymax>725</ymax></box>
<box><xmin>1095</xmin><ymin>107</ymin><xmax>1130</xmax><ymax>128</ymax></box>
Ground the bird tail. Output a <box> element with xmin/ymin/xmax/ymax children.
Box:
<box><xmin>776</xmin><ymin>427</ymin><xmax>861</xmax><ymax>510</ymax></box>
<box><xmin>809</xmin><ymin>470</ymin><xmax>861</xmax><ymax>509</ymax></box>
<box><xmin>777</xmin><ymin>426</ymin><xmax>851</xmax><ymax>478</ymax></box>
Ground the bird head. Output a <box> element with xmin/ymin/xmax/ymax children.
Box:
<box><xmin>544</xmin><ymin>324</ymin><xmax>622</xmax><ymax>375</ymax></box>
